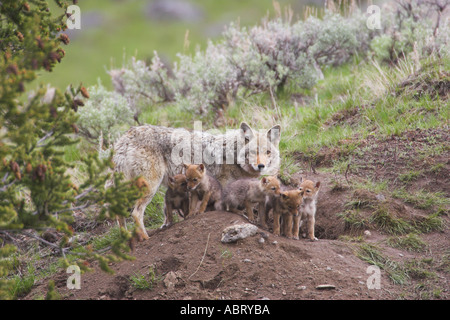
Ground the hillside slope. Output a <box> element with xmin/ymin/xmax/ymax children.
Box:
<box><xmin>25</xmin><ymin>167</ymin><xmax>449</xmax><ymax>300</ymax></box>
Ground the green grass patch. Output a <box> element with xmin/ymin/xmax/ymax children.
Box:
<box><xmin>387</xmin><ymin>233</ymin><xmax>427</xmax><ymax>252</ymax></box>
<box><xmin>129</xmin><ymin>265</ymin><xmax>159</xmax><ymax>290</ymax></box>
<box><xmin>392</xmin><ymin>188</ymin><xmax>449</xmax><ymax>210</ymax></box>
<box><xmin>357</xmin><ymin>243</ymin><xmax>408</xmax><ymax>285</ymax></box>
<box><xmin>338</xmin><ymin>210</ymin><xmax>370</xmax><ymax>232</ymax></box>
<box><xmin>370</xmin><ymin>204</ymin><xmax>415</xmax><ymax>235</ymax></box>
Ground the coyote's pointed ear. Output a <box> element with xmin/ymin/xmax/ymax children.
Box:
<box><xmin>315</xmin><ymin>181</ymin><xmax>321</xmax><ymax>190</ymax></box>
<box><xmin>281</xmin><ymin>192</ymin><xmax>288</xmax><ymax>199</ymax></box>
<box><xmin>168</xmin><ymin>176</ymin><xmax>175</xmax><ymax>184</ymax></box>
<box><xmin>240</xmin><ymin>122</ymin><xmax>254</xmax><ymax>142</ymax></box>
<box><xmin>261</xmin><ymin>177</ymin><xmax>267</xmax><ymax>184</ymax></box>
<box><xmin>198</xmin><ymin>163</ymin><xmax>205</xmax><ymax>173</ymax></box>
<box><xmin>183</xmin><ymin>163</ymin><xmax>190</xmax><ymax>170</ymax></box>
<box><xmin>267</xmin><ymin>124</ymin><xmax>281</xmax><ymax>146</ymax></box>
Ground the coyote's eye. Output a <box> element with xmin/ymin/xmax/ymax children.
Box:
<box><xmin>271</xmin><ymin>187</ymin><xmax>276</xmax><ymax>190</ymax></box>
<box><xmin>193</xmin><ymin>178</ymin><xmax>198</xmax><ymax>182</ymax></box>
<box><xmin>306</xmin><ymin>190</ymin><xmax>311</xmax><ymax>193</ymax></box>
<box><xmin>299</xmin><ymin>187</ymin><xmax>303</xmax><ymax>191</ymax></box>
<box><xmin>267</xmin><ymin>150</ymin><xmax>271</xmax><ymax>155</ymax></box>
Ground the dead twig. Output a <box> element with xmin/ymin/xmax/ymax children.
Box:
<box><xmin>188</xmin><ymin>232</ymin><xmax>211</xmax><ymax>280</ymax></box>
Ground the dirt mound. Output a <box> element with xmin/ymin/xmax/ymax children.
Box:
<box><xmin>25</xmin><ymin>210</ymin><xmax>397</xmax><ymax>300</ymax></box>
<box><xmin>22</xmin><ymin>130</ymin><xmax>449</xmax><ymax>300</ymax></box>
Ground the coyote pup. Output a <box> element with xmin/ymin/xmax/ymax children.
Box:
<box><xmin>272</xmin><ymin>190</ymin><xmax>302</xmax><ymax>238</ymax></box>
<box><xmin>298</xmin><ymin>179</ymin><xmax>321</xmax><ymax>241</ymax></box>
<box><xmin>162</xmin><ymin>174</ymin><xmax>189</xmax><ymax>228</ymax></box>
<box><xmin>184</xmin><ymin>164</ymin><xmax>222</xmax><ymax>216</ymax></box>
<box><xmin>222</xmin><ymin>176</ymin><xmax>280</xmax><ymax>224</ymax></box>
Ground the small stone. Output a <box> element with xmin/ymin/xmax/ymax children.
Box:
<box><xmin>163</xmin><ymin>271</ymin><xmax>179</xmax><ymax>291</ymax></box>
<box><xmin>364</xmin><ymin>230</ymin><xmax>372</xmax><ymax>237</ymax></box>
<box><xmin>297</xmin><ymin>285</ymin><xmax>307</xmax><ymax>290</ymax></box>
<box><xmin>259</xmin><ymin>237</ymin><xmax>265</xmax><ymax>244</ymax></box>
<box><xmin>221</xmin><ymin>223</ymin><xmax>258</xmax><ymax>243</ymax></box>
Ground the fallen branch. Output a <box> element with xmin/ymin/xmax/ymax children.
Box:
<box><xmin>20</xmin><ymin>230</ymin><xmax>69</xmax><ymax>259</ymax></box>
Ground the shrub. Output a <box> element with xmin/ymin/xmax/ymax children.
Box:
<box><xmin>85</xmin><ymin>1</ymin><xmax>448</xmax><ymax>117</ymax></box>
<box><xmin>109</xmin><ymin>53</ymin><xmax>175</xmax><ymax>117</ymax></box>
<box><xmin>77</xmin><ymin>83</ymin><xmax>134</xmax><ymax>146</ymax></box>
<box><xmin>370</xmin><ymin>0</ymin><xmax>448</xmax><ymax>63</ymax></box>
<box><xmin>175</xmin><ymin>41</ymin><xmax>239</xmax><ymax>114</ymax></box>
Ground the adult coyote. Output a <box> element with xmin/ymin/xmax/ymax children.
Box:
<box><xmin>112</xmin><ymin>122</ymin><xmax>281</xmax><ymax>240</ymax></box>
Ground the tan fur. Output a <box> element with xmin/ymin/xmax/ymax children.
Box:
<box><xmin>272</xmin><ymin>190</ymin><xmax>302</xmax><ymax>238</ymax></box>
<box><xmin>110</xmin><ymin>122</ymin><xmax>281</xmax><ymax>241</ymax></box>
<box><xmin>298</xmin><ymin>179</ymin><xmax>321</xmax><ymax>241</ymax></box>
<box><xmin>222</xmin><ymin>176</ymin><xmax>280</xmax><ymax>224</ymax></box>
<box><xmin>184</xmin><ymin>164</ymin><xmax>222</xmax><ymax>216</ymax></box>
<box><xmin>162</xmin><ymin>174</ymin><xmax>189</xmax><ymax>228</ymax></box>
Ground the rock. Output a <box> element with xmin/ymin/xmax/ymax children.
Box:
<box><xmin>258</xmin><ymin>237</ymin><xmax>265</xmax><ymax>244</ymax></box>
<box><xmin>296</xmin><ymin>285</ymin><xmax>307</xmax><ymax>290</ymax></box>
<box><xmin>163</xmin><ymin>271</ymin><xmax>183</xmax><ymax>291</ymax></box>
<box><xmin>364</xmin><ymin>230</ymin><xmax>372</xmax><ymax>237</ymax></box>
<box><xmin>221</xmin><ymin>223</ymin><xmax>258</xmax><ymax>243</ymax></box>
<box><xmin>259</xmin><ymin>232</ymin><xmax>269</xmax><ymax>239</ymax></box>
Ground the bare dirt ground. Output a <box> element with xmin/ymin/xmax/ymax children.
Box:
<box><xmin>26</xmin><ymin>210</ymin><xmax>396</xmax><ymax>300</ymax></box>
<box><xmin>24</xmin><ymin>180</ymin><xmax>448</xmax><ymax>300</ymax></box>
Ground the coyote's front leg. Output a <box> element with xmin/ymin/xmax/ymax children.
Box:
<box><xmin>189</xmin><ymin>192</ymin><xmax>199</xmax><ymax>216</ymax></box>
<box><xmin>198</xmin><ymin>191</ymin><xmax>211</xmax><ymax>214</ymax></box>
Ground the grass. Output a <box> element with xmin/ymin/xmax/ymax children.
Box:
<box><xmin>357</xmin><ymin>243</ymin><xmax>408</xmax><ymax>285</ymax></box>
<box><xmin>387</xmin><ymin>233</ymin><xmax>427</xmax><ymax>252</ymax></box>
<box><xmin>41</xmin><ymin>0</ymin><xmax>305</xmax><ymax>92</ymax></box>
<box><xmin>370</xmin><ymin>204</ymin><xmax>415</xmax><ymax>235</ymax></box>
<box><xmin>4</xmin><ymin>254</ymin><xmax>61</xmax><ymax>300</ymax></box>
<box><xmin>398</xmin><ymin>170</ymin><xmax>423</xmax><ymax>183</ymax></box>
<box><xmin>392</xmin><ymin>188</ymin><xmax>449</xmax><ymax>210</ymax></box>
<box><xmin>337</xmin><ymin>210</ymin><xmax>369</xmax><ymax>232</ymax></box>
<box><xmin>129</xmin><ymin>265</ymin><xmax>159</xmax><ymax>290</ymax></box>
